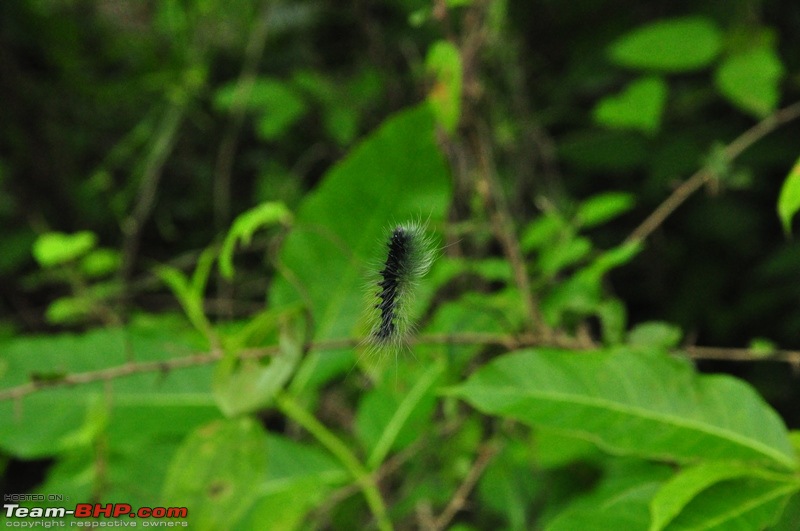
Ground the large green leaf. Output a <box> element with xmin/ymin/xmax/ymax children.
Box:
<box><xmin>240</xmin><ymin>434</ymin><xmax>348</xmax><ymax>530</ymax></box>
<box><xmin>608</xmin><ymin>17</ymin><xmax>722</xmax><ymax>72</ymax></box>
<box><xmin>162</xmin><ymin>417</ymin><xmax>268</xmax><ymax>530</ymax></box>
<box><xmin>452</xmin><ymin>348</ymin><xmax>797</xmax><ymax>470</ymax></box>
<box><xmin>0</xmin><ymin>318</ymin><xmax>218</xmax><ymax>458</ymax></box>
<box><xmin>270</xmin><ymin>104</ymin><xmax>451</xmax><ymax>389</ymax></box>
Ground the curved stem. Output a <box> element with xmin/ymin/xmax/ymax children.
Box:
<box><xmin>274</xmin><ymin>392</ymin><xmax>393</xmax><ymax>531</ymax></box>
<box><xmin>626</xmin><ymin>101</ymin><xmax>800</xmax><ymax>244</ymax></box>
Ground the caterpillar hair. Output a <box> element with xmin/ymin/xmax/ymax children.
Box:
<box><xmin>366</xmin><ymin>220</ymin><xmax>435</xmax><ymax>352</ymax></box>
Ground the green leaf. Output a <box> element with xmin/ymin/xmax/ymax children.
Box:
<box><xmin>242</xmin><ymin>478</ymin><xmax>325</xmax><ymax>531</ymax></box>
<box><xmin>214</xmin><ymin>78</ymin><xmax>307</xmax><ymax>140</ymax></box>
<box><xmin>521</xmin><ymin>214</ymin><xmax>565</xmax><ymax>252</ymax></box>
<box><xmin>576</xmin><ymin>192</ymin><xmax>635</xmax><ymax>228</ymax></box>
<box><xmin>777</xmin><ymin>157</ymin><xmax>800</xmax><ymax>235</ymax></box>
<box><xmin>426</xmin><ymin>40</ymin><xmax>463</xmax><ymax>133</ymax></box>
<box><xmin>213</xmin><ymin>317</ymin><xmax>302</xmax><ymax>416</ymax></box>
<box><xmin>157</xmin><ymin>263</ymin><xmax>212</xmax><ymax>339</ymax></box>
<box><xmin>598</xmin><ymin>298</ymin><xmax>627</xmax><ymax>345</ymax></box>
<box><xmin>270</xmin><ymin>104</ymin><xmax>451</xmax><ymax>391</ymax></box>
<box><xmin>715</xmin><ymin>46</ymin><xmax>784</xmax><ymax>118</ymax></box>
<box><xmin>581</xmin><ymin>241</ymin><xmax>642</xmax><ymax>280</ymax></box>
<box><xmin>593</xmin><ymin>77</ymin><xmax>668</xmax><ymax>134</ymax></box>
<box><xmin>0</xmin><ymin>318</ymin><xmax>217</xmax><ymax>459</ymax></box>
<box><xmin>538</xmin><ymin>236</ymin><xmax>593</xmax><ymax>277</ymax></box>
<box><xmin>628</xmin><ymin>321</ymin><xmax>682</xmax><ymax>349</ymax></box>
<box><xmin>452</xmin><ymin>348</ymin><xmax>797</xmax><ymax>470</ymax></box>
<box><xmin>649</xmin><ymin>462</ymin><xmax>796</xmax><ymax>531</ymax></box>
<box><xmin>547</xmin><ymin>461</ymin><xmax>672</xmax><ymax>531</ymax></box>
<box><xmin>324</xmin><ymin>105</ymin><xmax>359</xmax><ymax>146</ymax></box>
<box><xmin>533</xmin><ymin>428</ymin><xmax>600</xmax><ymax>468</ymax></box>
<box><xmin>219</xmin><ymin>201</ymin><xmax>292</xmax><ymax>280</ymax></box>
<box><xmin>45</xmin><ymin>296</ymin><xmax>93</xmax><ymax>325</ymax></box>
<box><xmin>240</xmin><ymin>434</ymin><xmax>347</xmax><ymax>530</ymax></box>
<box><xmin>356</xmin><ymin>361</ymin><xmax>443</xmax><ymax>469</ymax></box>
<box><xmin>162</xmin><ymin>417</ymin><xmax>268</xmax><ymax>531</ymax></box>
<box><xmin>32</xmin><ymin>231</ymin><xmax>97</xmax><ymax>268</ymax></box>
<box><xmin>665</xmin><ymin>476</ymin><xmax>799</xmax><ymax>530</ymax></box>
<box><xmin>478</xmin><ymin>440</ymin><xmax>541</xmax><ymax>530</ymax></box>
<box><xmin>608</xmin><ymin>17</ymin><xmax>722</xmax><ymax>72</ymax></box>
<box><xmin>79</xmin><ymin>248</ymin><xmax>121</xmax><ymax>278</ymax></box>
<box><xmin>749</xmin><ymin>337</ymin><xmax>777</xmax><ymax>358</ymax></box>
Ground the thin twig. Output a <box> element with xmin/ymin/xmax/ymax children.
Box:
<box><xmin>4</xmin><ymin>334</ymin><xmax>799</xmax><ymax>402</ymax></box>
<box><xmin>213</xmin><ymin>2</ymin><xmax>273</xmax><ymax>319</ymax></box>
<box><xmin>626</xmin><ymin>101</ymin><xmax>800</xmax><ymax>244</ymax></box>
<box><xmin>470</xmin><ymin>125</ymin><xmax>546</xmax><ymax>336</ymax></box>
<box><xmin>685</xmin><ymin>345</ymin><xmax>800</xmax><ymax>366</ymax></box>
<box><xmin>429</xmin><ymin>442</ymin><xmax>498</xmax><ymax>531</ymax></box>
<box><xmin>119</xmin><ymin>104</ymin><xmax>185</xmax><ymax>287</ymax></box>
<box><xmin>213</xmin><ymin>2</ymin><xmax>272</xmax><ymax>232</ymax></box>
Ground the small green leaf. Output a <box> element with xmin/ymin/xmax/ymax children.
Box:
<box><xmin>608</xmin><ymin>17</ymin><xmax>722</xmax><ymax>72</ymax></box>
<box><xmin>777</xmin><ymin>157</ymin><xmax>800</xmax><ymax>235</ymax></box>
<box><xmin>79</xmin><ymin>248</ymin><xmax>121</xmax><ymax>278</ymax></box>
<box><xmin>45</xmin><ymin>296</ymin><xmax>93</xmax><ymax>325</ymax></box>
<box><xmin>538</xmin><ymin>236</ymin><xmax>593</xmax><ymax>276</ymax></box>
<box><xmin>214</xmin><ymin>78</ymin><xmax>307</xmax><ymax>140</ymax></box>
<box><xmin>627</xmin><ymin>321</ymin><xmax>682</xmax><ymax>349</ymax></box>
<box><xmin>715</xmin><ymin>46</ymin><xmax>784</xmax><ymax>118</ymax></box>
<box><xmin>749</xmin><ymin>338</ymin><xmax>777</xmax><ymax>358</ymax></box>
<box><xmin>598</xmin><ymin>299</ymin><xmax>627</xmax><ymax>345</ymax></box>
<box><xmin>521</xmin><ymin>214</ymin><xmax>565</xmax><ymax>252</ymax></box>
<box><xmin>576</xmin><ymin>192</ymin><xmax>635</xmax><ymax>228</ymax></box>
<box><xmin>33</xmin><ymin>231</ymin><xmax>97</xmax><ymax>268</ymax></box>
<box><xmin>426</xmin><ymin>40</ymin><xmax>463</xmax><ymax>133</ymax></box>
<box><xmin>219</xmin><ymin>202</ymin><xmax>292</xmax><ymax>280</ymax></box>
<box><xmin>213</xmin><ymin>318</ymin><xmax>302</xmax><ymax>416</ymax></box>
<box><xmin>157</xmin><ymin>264</ymin><xmax>212</xmax><ymax>339</ymax></box>
<box><xmin>593</xmin><ymin>77</ymin><xmax>668</xmax><ymax>135</ymax></box>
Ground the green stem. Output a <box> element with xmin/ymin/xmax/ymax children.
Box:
<box><xmin>275</xmin><ymin>392</ymin><xmax>393</xmax><ymax>531</ymax></box>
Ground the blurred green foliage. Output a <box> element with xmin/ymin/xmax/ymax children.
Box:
<box><xmin>2</xmin><ymin>1</ymin><xmax>800</xmax><ymax>530</ymax></box>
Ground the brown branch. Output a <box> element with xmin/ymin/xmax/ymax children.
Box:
<box><xmin>470</xmin><ymin>125</ymin><xmax>546</xmax><ymax>336</ymax></box>
<box><xmin>213</xmin><ymin>2</ymin><xmax>272</xmax><ymax>232</ymax></box>
<box><xmin>685</xmin><ymin>345</ymin><xmax>800</xmax><ymax>366</ymax></box>
<box><xmin>119</xmin><ymin>104</ymin><xmax>185</xmax><ymax>291</ymax></box>
<box><xmin>626</xmin><ymin>101</ymin><xmax>800</xmax><ymax>244</ymax></box>
<box><xmin>429</xmin><ymin>442</ymin><xmax>498</xmax><ymax>531</ymax></box>
<box><xmin>4</xmin><ymin>333</ymin><xmax>798</xmax><ymax>402</ymax></box>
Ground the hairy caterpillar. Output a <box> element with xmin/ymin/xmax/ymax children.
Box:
<box><xmin>366</xmin><ymin>221</ymin><xmax>436</xmax><ymax>352</ymax></box>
